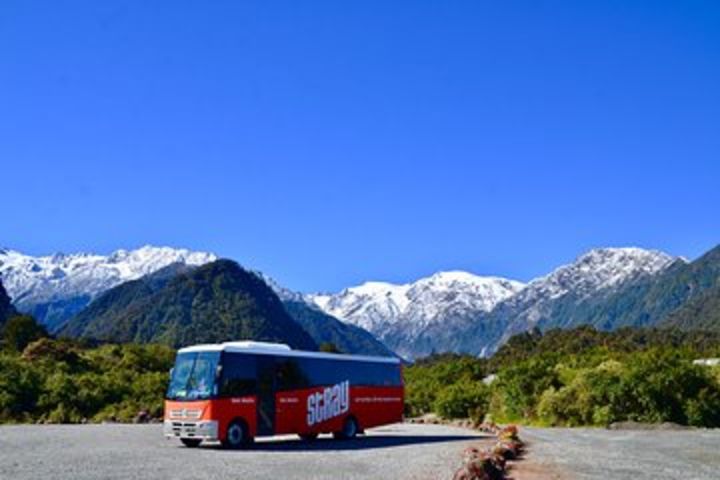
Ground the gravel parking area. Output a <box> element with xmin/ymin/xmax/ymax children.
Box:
<box><xmin>4</xmin><ymin>422</ymin><xmax>717</xmax><ymax>479</ymax></box>
<box><xmin>0</xmin><ymin>423</ymin><xmax>492</xmax><ymax>480</ymax></box>
<box><xmin>522</xmin><ymin>426</ymin><xmax>720</xmax><ymax>480</ymax></box>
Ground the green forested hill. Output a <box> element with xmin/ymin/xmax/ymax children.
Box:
<box><xmin>661</xmin><ymin>283</ymin><xmax>720</xmax><ymax>331</ymax></box>
<box><xmin>0</xmin><ymin>278</ymin><xmax>17</xmax><ymax>327</ymax></box>
<box><xmin>60</xmin><ymin>260</ymin><xmax>318</xmax><ymax>350</ymax></box>
<box><xmin>581</xmin><ymin>245</ymin><xmax>720</xmax><ymax>330</ymax></box>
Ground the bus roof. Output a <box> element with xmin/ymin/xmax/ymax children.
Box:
<box><xmin>178</xmin><ymin>341</ymin><xmax>401</xmax><ymax>364</ymax></box>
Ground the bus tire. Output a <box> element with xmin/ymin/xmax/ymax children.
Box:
<box><xmin>181</xmin><ymin>438</ymin><xmax>202</xmax><ymax>448</ymax></box>
<box><xmin>299</xmin><ymin>432</ymin><xmax>319</xmax><ymax>441</ymax></box>
<box><xmin>333</xmin><ymin>416</ymin><xmax>358</xmax><ymax>440</ymax></box>
<box><xmin>222</xmin><ymin>419</ymin><xmax>249</xmax><ymax>449</ymax></box>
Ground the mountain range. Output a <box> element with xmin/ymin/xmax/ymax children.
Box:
<box><xmin>485</xmin><ymin>248</ymin><xmax>678</xmax><ymax>351</ymax></box>
<box><xmin>60</xmin><ymin>260</ymin><xmax>319</xmax><ymax>350</ymax></box>
<box><xmin>0</xmin><ymin>246</ymin><xmax>216</xmax><ymax>332</ymax></box>
<box><xmin>58</xmin><ymin>258</ymin><xmax>392</xmax><ymax>355</ymax></box>
<box><xmin>308</xmin><ymin>272</ymin><xmax>526</xmax><ymax>359</ymax></box>
<box><xmin>307</xmin><ymin>247</ymin><xmax>716</xmax><ymax>358</ymax></box>
<box><xmin>260</xmin><ymin>274</ymin><xmax>394</xmax><ymax>356</ymax></box>
<box><xmin>2</xmin><ymin>243</ymin><xmax>719</xmax><ymax>359</ymax></box>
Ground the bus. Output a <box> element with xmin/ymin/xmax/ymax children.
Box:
<box><xmin>163</xmin><ymin>341</ymin><xmax>404</xmax><ymax>448</ymax></box>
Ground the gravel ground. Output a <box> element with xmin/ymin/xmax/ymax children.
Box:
<box><xmin>522</xmin><ymin>426</ymin><xmax>720</xmax><ymax>480</ymax></box>
<box><xmin>5</xmin><ymin>422</ymin><xmax>717</xmax><ymax>479</ymax></box>
<box><xmin>0</xmin><ymin>423</ymin><xmax>491</xmax><ymax>480</ymax></box>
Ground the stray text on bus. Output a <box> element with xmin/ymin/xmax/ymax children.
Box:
<box><xmin>307</xmin><ymin>380</ymin><xmax>350</xmax><ymax>426</ymax></box>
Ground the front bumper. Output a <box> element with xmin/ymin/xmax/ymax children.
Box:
<box><xmin>163</xmin><ymin>420</ymin><xmax>219</xmax><ymax>441</ymax></box>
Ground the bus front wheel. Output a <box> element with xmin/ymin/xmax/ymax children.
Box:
<box><xmin>222</xmin><ymin>420</ymin><xmax>249</xmax><ymax>449</ymax></box>
<box><xmin>333</xmin><ymin>417</ymin><xmax>358</xmax><ymax>440</ymax></box>
<box><xmin>181</xmin><ymin>438</ymin><xmax>202</xmax><ymax>448</ymax></box>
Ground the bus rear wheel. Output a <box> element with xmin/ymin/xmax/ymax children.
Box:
<box><xmin>333</xmin><ymin>417</ymin><xmax>358</xmax><ymax>440</ymax></box>
<box><xmin>181</xmin><ymin>438</ymin><xmax>202</xmax><ymax>448</ymax></box>
<box><xmin>222</xmin><ymin>420</ymin><xmax>249</xmax><ymax>449</ymax></box>
<box><xmin>299</xmin><ymin>432</ymin><xmax>319</xmax><ymax>441</ymax></box>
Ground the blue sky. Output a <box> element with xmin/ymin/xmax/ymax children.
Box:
<box><xmin>1</xmin><ymin>1</ymin><xmax>719</xmax><ymax>292</ymax></box>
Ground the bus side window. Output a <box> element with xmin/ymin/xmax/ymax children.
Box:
<box><xmin>354</xmin><ymin>362</ymin><xmax>401</xmax><ymax>387</ymax></box>
<box><xmin>275</xmin><ymin>358</ymin><xmax>310</xmax><ymax>391</ymax></box>
<box><xmin>220</xmin><ymin>353</ymin><xmax>257</xmax><ymax>397</ymax></box>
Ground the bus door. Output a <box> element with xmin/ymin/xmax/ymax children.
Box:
<box><xmin>256</xmin><ymin>356</ymin><xmax>275</xmax><ymax>436</ymax></box>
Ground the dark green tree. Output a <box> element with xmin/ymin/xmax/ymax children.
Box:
<box><xmin>0</xmin><ymin>279</ymin><xmax>17</xmax><ymax>327</ymax></box>
<box><xmin>3</xmin><ymin>315</ymin><xmax>48</xmax><ymax>352</ymax></box>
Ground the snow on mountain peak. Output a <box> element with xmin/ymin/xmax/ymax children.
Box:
<box><xmin>308</xmin><ymin>271</ymin><xmax>525</xmax><ymax>333</ymax></box>
<box><xmin>418</xmin><ymin>270</ymin><xmax>525</xmax><ymax>293</ymax></box>
<box><xmin>490</xmin><ymin>246</ymin><xmax>680</xmax><ymax>350</ymax></box>
<box><xmin>526</xmin><ymin>247</ymin><xmax>678</xmax><ymax>301</ymax></box>
<box><xmin>0</xmin><ymin>245</ymin><xmax>217</xmax><ymax>307</ymax></box>
<box><xmin>0</xmin><ymin>241</ymin><xmax>682</xmax><ymax>359</ymax></box>
<box><xmin>308</xmin><ymin>247</ymin><xmax>678</xmax><ymax>359</ymax></box>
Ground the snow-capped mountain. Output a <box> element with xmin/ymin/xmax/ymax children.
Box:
<box><xmin>0</xmin><ymin>242</ymin><xmax>685</xmax><ymax>358</ymax></box>
<box><xmin>308</xmin><ymin>271</ymin><xmax>526</xmax><ymax>359</ymax></box>
<box><xmin>257</xmin><ymin>271</ymin><xmax>395</xmax><ymax>356</ymax></box>
<box><xmin>451</xmin><ymin>247</ymin><xmax>681</xmax><ymax>356</ymax></box>
<box><xmin>517</xmin><ymin>247</ymin><xmax>676</xmax><ymax>304</ymax></box>
<box><xmin>0</xmin><ymin>245</ymin><xmax>216</xmax><ymax>331</ymax></box>
<box><xmin>309</xmin><ymin>248</ymin><xmax>680</xmax><ymax>358</ymax></box>
<box><xmin>310</xmin><ymin>281</ymin><xmax>410</xmax><ymax>333</ymax></box>
<box><xmin>494</xmin><ymin>247</ymin><xmax>678</xmax><ymax>343</ymax></box>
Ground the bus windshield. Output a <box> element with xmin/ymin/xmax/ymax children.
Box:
<box><xmin>166</xmin><ymin>352</ymin><xmax>220</xmax><ymax>400</ymax></box>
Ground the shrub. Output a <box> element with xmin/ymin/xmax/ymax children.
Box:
<box><xmin>0</xmin><ymin>342</ymin><xmax>173</xmax><ymax>424</ymax></box>
<box><xmin>491</xmin><ymin>357</ymin><xmax>558</xmax><ymax>422</ymax></box>
<box><xmin>434</xmin><ymin>382</ymin><xmax>489</xmax><ymax>419</ymax></box>
<box><xmin>684</xmin><ymin>387</ymin><xmax>720</xmax><ymax>427</ymax></box>
<box><xmin>0</xmin><ymin>353</ymin><xmax>42</xmax><ymax>421</ymax></box>
<box><xmin>405</xmin><ymin>327</ymin><xmax>720</xmax><ymax>428</ymax></box>
<box><xmin>23</xmin><ymin>338</ymin><xmax>83</xmax><ymax>365</ymax></box>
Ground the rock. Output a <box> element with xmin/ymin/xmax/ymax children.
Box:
<box><xmin>133</xmin><ymin>410</ymin><xmax>150</xmax><ymax>424</ymax></box>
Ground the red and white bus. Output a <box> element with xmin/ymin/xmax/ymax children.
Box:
<box><xmin>163</xmin><ymin>341</ymin><xmax>404</xmax><ymax>448</ymax></box>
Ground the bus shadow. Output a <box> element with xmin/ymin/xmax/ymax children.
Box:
<box><xmin>208</xmin><ymin>433</ymin><xmax>489</xmax><ymax>452</ymax></box>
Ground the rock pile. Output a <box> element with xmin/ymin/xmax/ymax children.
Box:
<box><xmin>452</xmin><ymin>424</ymin><xmax>524</xmax><ymax>480</ymax></box>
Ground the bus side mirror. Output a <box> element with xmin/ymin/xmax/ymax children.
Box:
<box><xmin>169</xmin><ymin>368</ymin><xmax>174</xmax><ymax>377</ymax></box>
<box><xmin>215</xmin><ymin>365</ymin><xmax>223</xmax><ymax>380</ymax></box>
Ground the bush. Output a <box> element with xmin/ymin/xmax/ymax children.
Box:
<box><xmin>434</xmin><ymin>382</ymin><xmax>489</xmax><ymax>420</ymax></box>
<box><xmin>0</xmin><ymin>353</ymin><xmax>42</xmax><ymax>421</ymax></box>
<box><xmin>491</xmin><ymin>357</ymin><xmax>558</xmax><ymax>422</ymax></box>
<box><xmin>536</xmin><ymin>360</ymin><xmax>626</xmax><ymax>426</ymax></box>
<box><xmin>404</xmin><ymin>354</ymin><xmax>488</xmax><ymax>417</ymax></box>
<box><xmin>684</xmin><ymin>387</ymin><xmax>720</xmax><ymax>427</ymax></box>
<box><xmin>618</xmin><ymin>350</ymin><xmax>712</xmax><ymax>425</ymax></box>
<box><xmin>0</xmin><ymin>340</ymin><xmax>173</xmax><ymax>424</ymax></box>
<box><xmin>22</xmin><ymin>338</ymin><xmax>82</xmax><ymax>365</ymax></box>
<box><xmin>405</xmin><ymin>327</ymin><xmax>720</xmax><ymax>428</ymax></box>
<box><xmin>405</xmin><ymin>377</ymin><xmax>441</xmax><ymax>417</ymax></box>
